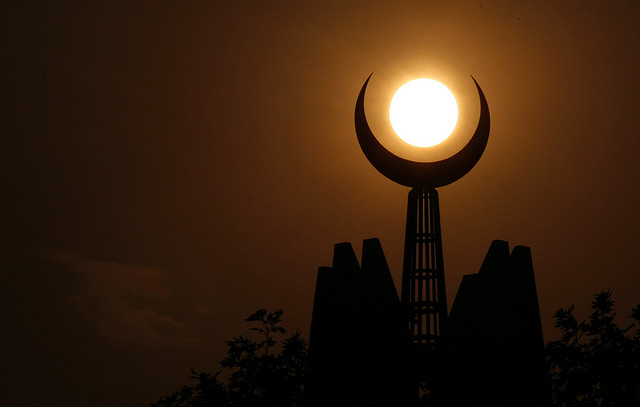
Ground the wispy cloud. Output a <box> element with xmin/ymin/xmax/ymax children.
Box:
<box><xmin>46</xmin><ymin>250</ymin><xmax>202</xmax><ymax>348</ymax></box>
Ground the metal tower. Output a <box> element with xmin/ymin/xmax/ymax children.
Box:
<box><xmin>354</xmin><ymin>73</ymin><xmax>490</xmax><ymax>400</ymax></box>
<box><xmin>401</xmin><ymin>187</ymin><xmax>447</xmax><ymax>354</ymax></box>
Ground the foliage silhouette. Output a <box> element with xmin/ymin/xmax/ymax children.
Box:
<box><xmin>546</xmin><ymin>291</ymin><xmax>640</xmax><ymax>407</ymax></box>
<box><xmin>152</xmin><ymin>293</ymin><xmax>640</xmax><ymax>406</ymax></box>
<box><xmin>151</xmin><ymin>309</ymin><xmax>307</xmax><ymax>407</ymax></box>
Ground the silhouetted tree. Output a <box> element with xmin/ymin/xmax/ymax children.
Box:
<box><xmin>152</xmin><ymin>371</ymin><xmax>229</xmax><ymax>407</ymax></box>
<box><xmin>152</xmin><ymin>309</ymin><xmax>307</xmax><ymax>407</ymax></box>
<box><xmin>546</xmin><ymin>291</ymin><xmax>640</xmax><ymax>407</ymax></box>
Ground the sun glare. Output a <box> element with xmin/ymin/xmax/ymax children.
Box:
<box><xmin>389</xmin><ymin>79</ymin><xmax>459</xmax><ymax>148</ymax></box>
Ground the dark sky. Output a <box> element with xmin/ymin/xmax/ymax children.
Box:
<box><xmin>2</xmin><ymin>1</ymin><xmax>640</xmax><ymax>405</ymax></box>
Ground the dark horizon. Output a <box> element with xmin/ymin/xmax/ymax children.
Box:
<box><xmin>3</xmin><ymin>1</ymin><xmax>640</xmax><ymax>406</ymax></box>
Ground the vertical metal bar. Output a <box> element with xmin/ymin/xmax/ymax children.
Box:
<box><xmin>433</xmin><ymin>188</ymin><xmax>448</xmax><ymax>328</ymax></box>
<box><xmin>402</xmin><ymin>188</ymin><xmax>417</xmax><ymax>332</ymax></box>
<box><xmin>417</xmin><ymin>190</ymin><xmax>424</xmax><ymax>341</ymax></box>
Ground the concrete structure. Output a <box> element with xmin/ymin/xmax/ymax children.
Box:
<box><xmin>305</xmin><ymin>238</ymin><xmax>410</xmax><ymax>406</ymax></box>
<box><xmin>441</xmin><ymin>240</ymin><xmax>550</xmax><ymax>407</ymax></box>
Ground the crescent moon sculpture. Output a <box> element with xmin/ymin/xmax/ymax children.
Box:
<box><xmin>355</xmin><ymin>74</ymin><xmax>490</xmax><ymax>188</ymax></box>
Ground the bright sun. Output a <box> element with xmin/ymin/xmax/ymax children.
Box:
<box><xmin>389</xmin><ymin>79</ymin><xmax>459</xmax><ymax>148</ymax></box>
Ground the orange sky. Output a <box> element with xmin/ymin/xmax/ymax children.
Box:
<box><xmin>2</xmin><ymin>1</ymin><xmax>640</xmax><ymax>405</ymax></box>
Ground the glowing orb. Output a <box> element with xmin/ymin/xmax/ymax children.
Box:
<box><xmin>389</xmin><ymin>79</ymin><xmax>459</xmax><ymax>148</ymax></box>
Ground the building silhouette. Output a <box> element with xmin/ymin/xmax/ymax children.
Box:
<box><xmin>306</xmin><ymin>239</ymin><xmax>550</xmax><ymax>406</ymax></box>
<box><xmin>440</xmin><ymin>240</ymin><xmax>550</xmax><ymax>407</ymax></box>
<box><xmin>304</xmin><ymin>239</ymin><xmax>411</xmax><ymax>406</ymax></box>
